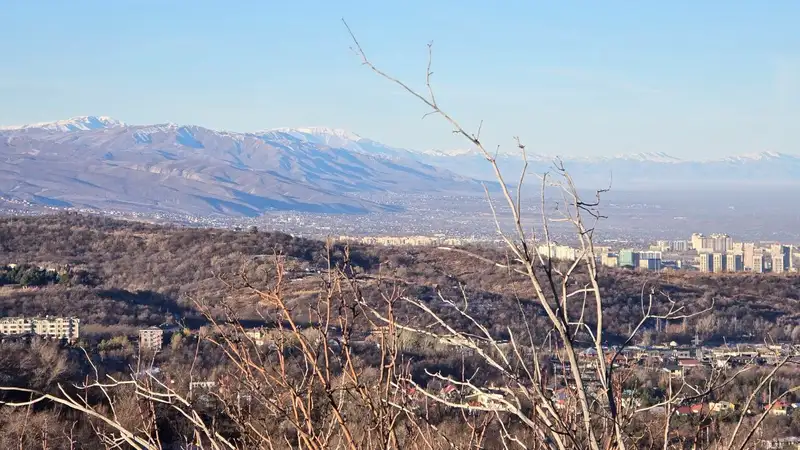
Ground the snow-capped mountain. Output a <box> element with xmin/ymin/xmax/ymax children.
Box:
<box><xmin>0</xmin><ymin>119</ymin><xmax>480</xmax><ymax>217</ymax></box>
<box><xmin>719</xmin><ymin>151</ymin><xmax>787</xmax><ymax>163</ymax></box>
<box><xmin>259</xmin><ymin>127</ymin><xmax>415</xmax><ymax>160</ymax></box>
<box><xmin>576</xmin><ymin>152</ymin><xmax>683</xmax><ymax>163</ymax></box>
<box><xmin>2</xmin><ymin>117</ymin><xmax>800</xmax><ymax>217</ymax></box>
<box><xmin>412</xmin><ymin>146</ymin><xmax>800</xmax><ymax>187</ymax></box>
<box><xmin>418</xmin><ymin>148</ymin><xmax>481</xmax><ymax>157</ymax></box>
<box><xmin>0</xmin><ymin>116</ymin><xmax>125</xmax><ymax>132</ymax></box>
<box><xmin>269</xmin><ymin>127</ymin><xmax>365</xmax><ymax>147</ymax></box>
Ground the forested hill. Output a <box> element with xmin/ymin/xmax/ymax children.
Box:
<box><xmin>0</xmin><ymin>214</ymin><xmax>798</xmax><ymax>343</ymax></box>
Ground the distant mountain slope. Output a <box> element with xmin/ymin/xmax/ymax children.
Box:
<box><xmin>0</xmin><ymin>115</ymin><xmax>125</xmax><ymax>132</ymax></box>
<box><xmin>2</xmin><ymin>117</ymin><xmax>799</xmax><ymax>218</ymax></box>
<box><xmin>0</xmin><ymin>119</ymin><xmax>480</xmax><ymax>216</ymax></box>
<box><xmin>265</xmin><ymin>128</ymin><xmax>800</xmax><ymax>189</ymax></box>
<box><xmin>414</xmin><ymin>150</ymin><xmax>800</xmax><ymax>189</ymax></box>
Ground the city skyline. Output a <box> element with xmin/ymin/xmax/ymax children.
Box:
<box><xmin>3</xmin><ymin>1</ymin><xmax>800</xmax><ymax>158</ymax></box>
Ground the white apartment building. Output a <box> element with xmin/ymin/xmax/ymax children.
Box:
<box><xmin>536</xmin><ymin>244</ymin><xmax>578</xmax><ymax>261</ymax></box>
<box><xmin>752</xmin><ymin>254</ymin><xmax>765</xmax><ymax>273</ymax></box>
<box><xmin>139</xmin><ymin>327</ymin><xmax>165</xmax><ymax>352</ymax></box>
<box><xmin>691</xmin><ymin>233</ymin><xmax>732</xmax><ymax>253</ymax></box>
<box><xmin>725</xmin><ymin>253</ymin><xmax>744</xmax><ymax>272</ymax></box>
<box><xmin>601</xmin><ymin>252</ymin><xmax>619</xmax><ymax>268</ymax></box>
<box><xmin>671</xmin><ymin>240</ymin><xmax>689</xmax><ymax>252</ymax></box>
<box><xmin>771</xmin><ymin>245</ymin><xmax>793</xmax><ymax>274</ymax></box>
<box><xmin>699</xmin><ymin>253</ymin><xmax>713</xmax><ymax>272</ymax></box>
<box><xmin>711</xmin><ymin>253</ymin><xmax>725</xmax><ymax>273</ymax></box>
<box><xmin>0</xmin><ymin>316</ymin><xmax>80</xmax><ymax>342</ymax></box>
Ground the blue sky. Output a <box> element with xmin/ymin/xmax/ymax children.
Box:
<box><xmin>1</xmin><ymin>1</ymin><xmax>798</xmax><ymax>158</ymax></box>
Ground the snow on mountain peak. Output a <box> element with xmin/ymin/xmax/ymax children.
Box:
<box><xmin>267</xmin><ymin>127</ymin><xmax>363</xmax><ymax>142</ymax></box>
<box><xmin>420</xmin><ymin>148</ymin><xmax>481</xmax><ymax>157</ymax></box>
<box><xmin>614</xmin><ymin>151</ymin><xmax>682</xmax><ymax>163</ymax></box>
<box><xmin>721</xmin><ymin>151</ymin><xmax>788</xmax><ymax>162</ymax></box>
<box><xmin>0</xmin><ymin>116</ymin><xmax>125</xmax><ymax>132</ymax></box>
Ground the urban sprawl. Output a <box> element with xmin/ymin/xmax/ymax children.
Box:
<box><xmin>339</xmin><ymin>233</ymin><xmax>796</xmax><ymax>274</ymax></box>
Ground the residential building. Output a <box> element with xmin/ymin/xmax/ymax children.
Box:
<box><xmin>671</xmin><ymin>240</ymin><xmax>689</xmax><ymax>252</ymax></box>
<box><xmin>773</xmin><ymin>255</ymin><xmax>785</xmax><ymax>274</ymax></box>
<box><xmin>601</xmin><ymin>252</ymin><xmax>618</xmax><ymax>268</ymax></box>
<box><xmin>713</xmin><ymin>234</ymin><xmax>733</xmax><ymax>253</ymax></box>
<box><xmin>618</xmin><ymin>249</ymin><xmax>640</xmax><ymax>269</ymax></box>
<box><xmin>771</xmin><ymin>245</ymin><xmax>792</xmax><ymax>274</ymax></box>
<box><xmin>0</xmin><ymin>316</ymin><xmax>80</xmax><ymax>342</ymax></box>
<box><xmin>743</xmin><ymin>243</ymin><xmax>755</xmax><ymax>270</ymax></box>
<box><xmin>639</xmin><ymin>258</ymin><xmax>662</xmax><ymax>271</ymax></box>
<box><xmin>769</xmin><ymin>400</ymin><xmax>791</xmax><ymax>416</ymax></box>
<box><xmin>725</xmin><ymin>253</ymin><xmax>744</xmax><ymax>272</ymax></box>
<box><xmin>139</xmin><ymin>327</ymin><xmax>164</xmax><ymax>352</ymax></box>
<box><xmin>692</xmin><ymin>233</ymin><xmax>732</xmax><ymax>253</ymax></box>
<box><xmin>639</xmin><ymin>251</ymin><xmax>662</xmax><ymax>271</ymax></box>
<box><xmin>699</xmin><ymin>253</ymin><xmax>714</xmax><ymax>273</ymax></box>
<box><xmin>536</xmin><ymin>244</ymin><xmax>578</xmax><ymax>261</ymax></box>
<box><xmin>691</xmin><ymin>233</ymin><xmax>706</xmax><ymax>251</ymax></box>
<box><xmin>594</xmin><ymin>246</ymin><xmax>612</xmax><ymax>255</ymax></box>
<box><xmin>640</xmin><ymin>251</ymin><xmax>661</xmax><ymax>260</ymax></box>
<box><xmin>245</xmin><ymin>328</ymin><xmax>267</xmax><ymax>346</ymax></box>
<box><xmin>712</xmin><ymin>253</ymin><xmax>726</xmax><ymax>273</ymax></box>
<box><xmin>709</xmin><ymin>401</ymin><xmax>735</xmax><ymax>413</ymax></box>
<box><xmin>652</xmin><ymin>240</ymin><xmax>687</xmax><ymax>252</ymax></box>
<box><xmin>752</xmin><ymin>254</ymin><xmax>765</xmax><ymax>273</ymax></box>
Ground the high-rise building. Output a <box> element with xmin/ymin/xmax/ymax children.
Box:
<box><xmin>752</xmin><ymin>254</ymin><xmax>765</xmax><ymax>273</ymax></box>
<box><xmin>691</xmin><ymin>233</ymin><xmax>705</xmax><ymax>251</ymax></box>
<box><xmin>771</xmin><ymin>245</ymin><xmax>792</xmax><ymax>274</ymax></box>
<box><xmin>743</xmin><ymin>243</ymin><xmax>755</xmax><ymax>270</ymax></box>
<box><xmin>692</xmin><ymin>233</ymin><xmax>732</xmax><ymax>253</ymax></box>
<box><xmin>619</xmin><ymin>249</ymin><xmax>641</xmax><ymax>269</ymax></box>
<box><xmin>712</xmin><ymin>253</ymin><xmax>726</xmax><ymax>273</ymax></box>
<box><xmin>536</xmin><ymin>244</ymin><xmax>578</xmax><ymax>261</ymax></box>
<box><xmin>699</xmin><ymin>253</ymin><xmax>714</xmax><ymax>273</ymax></box>
<box><xmin>671</xmin><ymin>240</ymin><xmax>689</xmax><ymax>252</ymax></box>
<box><xmin>710</xmin><ymin>234</ymin><xmax>732</xmax><ymax>253</ymax></box>
<box><xmin>725</xmin><ymin>253</ymin><xmax>744</xmax><ymax>272</ymax></box>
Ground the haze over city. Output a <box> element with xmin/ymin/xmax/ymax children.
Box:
<box><xmin>2</xmin><ymin>3</ymin><xmax>800</xmax><ymax>449</ymax></box>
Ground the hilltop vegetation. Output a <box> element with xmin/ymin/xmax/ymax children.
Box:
<box><xmin>0</xmin><ymin>214</ymin><xmax>798</xmax><ymax>343</ymax></box>
<box><xmin>0</xmin><ymin>214</ymin><xmax>799</xmax><ymax>448</ymax></box>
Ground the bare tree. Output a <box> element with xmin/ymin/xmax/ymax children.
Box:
<box><xmin>341</xmin><ymin>19</ymin><xmax>793</xmax><ymax>450</ymax></box>
<box><xmin>0</xmin><ymin>20</ymin><xmax>795</xmax><ymax>450</ymax></box>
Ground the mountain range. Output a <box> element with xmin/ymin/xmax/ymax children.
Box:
<box><xmin>0</xmin><ymin>117</ymin><xmax>480</xmax><ymax>216</ymax></box>
<box><xmin>415</xmin><ymin>149</ymin><xmax>800</xmax><ymax>189</ymax></box>
<box><xmin>1</xmin><ymin>116</ymin><xmax>799</xmax><ymax>217</ymax></box>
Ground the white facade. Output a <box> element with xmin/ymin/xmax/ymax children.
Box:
<box><xmin>536</xmin><ymin>244</ymin><xmax>578</xmax><ymax>261</ymax></box>
<box><xmin>0</xmin><ymin>316</ymin><xmax>80</xmax><ymax>341</ymax></box>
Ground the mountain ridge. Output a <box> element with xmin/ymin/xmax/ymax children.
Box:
<box><xmin>2</xmin><ymin>116</ymin><xmax>800</xmax><ymax>216</ymax></box>
<box><xmin>0</xmin><ymin>118</ymin><xmax>483</xmax><ymax>217</ymax></box>
<box><xmin>7</xmin><ymin>116</ymin><xmax>797</xmax><ymax>163</ymax></box>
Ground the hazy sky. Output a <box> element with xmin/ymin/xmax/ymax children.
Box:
<box><xmin>1</xmin><ymin>1</ymin><xmax>798</xmax><ymax>158</ymax></box>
